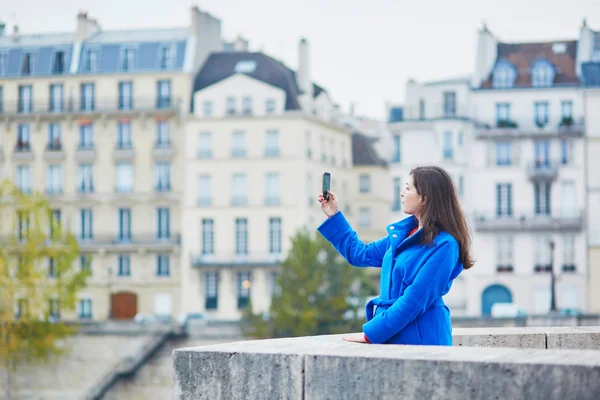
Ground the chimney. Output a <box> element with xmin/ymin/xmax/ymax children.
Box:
<box><xmin>76</xmin><ymin>11</ymin><xmax>101</xmax><ymax>41</ymax></box>
<box><xmin>12</xmin><ymin>25</ymin><xmax>19</xmax><ymax>41</ymax></box>
<box><xmin>0</xmin><ymin>22</ymin><xmax>6</xmax><ymax>37</ymax></box>
<box><xmin>472</xmin><ymin>23</ymin><xmax>497</xmax><ymax>88</ymax></box>
<box><xmin>297</xmin><ymin>37</ymin><xmax>313</xmax><ymax>97</ymax></box>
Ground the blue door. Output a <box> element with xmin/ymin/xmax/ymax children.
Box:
<box><xmin>481</xmin><ymin>284</ymin><xmax>512</xmax><ymax>316</ymax></box>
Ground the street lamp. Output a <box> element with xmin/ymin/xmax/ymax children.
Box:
<box><xmin>549</xmin><ymin>240</ymin><xmax>557</xmax><ymax>313</ymax></box>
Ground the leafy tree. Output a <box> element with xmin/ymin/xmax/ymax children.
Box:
<box><xmin>242</xmin><ymin>229</ymin><xmax>376</xmax><ymax>339</ymax></box>
<box><xmin>0</xmin><ymin>180</ymin><xmax>89</xmax><ymax>399</ymax></box>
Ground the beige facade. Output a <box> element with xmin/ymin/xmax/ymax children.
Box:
<box><xmin>586</xmin><ymin>87</ymin><xmax>600</xmax><ymax>312</ymax></box>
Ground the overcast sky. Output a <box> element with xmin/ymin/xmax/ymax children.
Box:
<box><xmin>3</xmin><ymin>0</ymin><xmax>600</xmax><ymax>119</ymax></box>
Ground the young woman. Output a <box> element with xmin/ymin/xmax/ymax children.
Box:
<box><xmin>317</xmin><ymin>165</ymin><xmax>474</xmax><ymax>345</ymax></box>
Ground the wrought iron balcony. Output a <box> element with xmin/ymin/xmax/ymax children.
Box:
<box><xmin>475</xmin><ymin>116</ymin><xmax>585</xmax><ymax>139</ymax></box>
<box><xmin>527</xmin><ymin>161</ymin><xmax>559</xmax><ymax>181</ymax></box>
<box><xmin>44</xmin><ymin>142</ymin><xmax>66</xmax><ymax>162</ymax></box>
<box><xmin>77</xmin><ymin>234</ymin><xmax>181</xmax><ymax>251</ymax></box>
<box><xmin>191</xmin><ymin>251</ymin><xmax>284</xmax><ymax>268</ymax></box>
<box><xmin>473</xmin><ymin>210</ymin><xmax>584</xmax><ymax>232</ymax></box>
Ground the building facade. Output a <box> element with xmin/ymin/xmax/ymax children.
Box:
<box><xmin>180</xmin><ymin>39</ymin><xmax>389</xmax><ymax>321</ymax></box>
<box><xmin>0</xmin><ymin>7</ymin><xmax>222</xmax><ymax>321</ymax></box>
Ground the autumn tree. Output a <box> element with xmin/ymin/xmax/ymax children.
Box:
<box><xmin>241</xmin><ymin>229</ymin><xmax>376</xmax><ymax>339</ymax></box>
<box><xmin>0</xmin><ymin>179</ymin><xmax>89</xmax><ymax>399</ymax></box>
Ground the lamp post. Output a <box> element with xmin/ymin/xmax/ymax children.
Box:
<box><xmin>549</xmin><ymin>240</ymin><xmax>557</xmax><ymax>313</ymax></box>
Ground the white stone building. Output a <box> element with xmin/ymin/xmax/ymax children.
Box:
<box><xmin>180</xmin><ymin>39</ymin><xmax>389</xmax><ymax>321</ymax></box>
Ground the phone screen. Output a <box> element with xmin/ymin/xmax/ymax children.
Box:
<box><xmin>323</xmin><ymin>173</ymin><xmax>331</xmax><ymax>199</ymax></box>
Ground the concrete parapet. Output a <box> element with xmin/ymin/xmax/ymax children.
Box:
<box><xmin>173</xmin><ymin>327</ymin><xmax>600</xmax><ymax>400</ymax></box>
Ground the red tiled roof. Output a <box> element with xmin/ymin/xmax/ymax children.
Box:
<box><xmin>481</xmin><ymin>40</ymin><xmax>579</xmax><ymax>88</ymax></box>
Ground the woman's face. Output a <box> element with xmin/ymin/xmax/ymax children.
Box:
<box><xmin>401</xmin><ymin>175</ymin><xmax>424</xmax><ymax>216</ymax></box>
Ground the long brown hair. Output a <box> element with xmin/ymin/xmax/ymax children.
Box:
<box><xmin>411</xmin><ymin>166</ymin><xmax>474</xmax><ymax>270</ymax></box>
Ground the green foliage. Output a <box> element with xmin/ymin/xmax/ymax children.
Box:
<box><xmin>242</xmin><ymin>229</ymin><xmax>376</xmax><ymax>339</ymax></box>
<box><xmin>0</xmin><ymin>180</ymin><xmax>89</xmax><ymax>398</ymax></box>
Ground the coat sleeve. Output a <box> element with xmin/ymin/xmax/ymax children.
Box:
<box><xmin>317</xmin><ymin>211</ymin><xmax>389</xmax><ymax>268</ymax></box>
<box><xmin>362</xmin><ymin>239</ymin><xmax>459</xmax><ymax>344</ymax></box>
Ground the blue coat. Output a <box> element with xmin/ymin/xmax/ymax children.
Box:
<box><xmin>317</xmin><ymin>211</ymin><xmax>464</xmax><ymax>345</ymax></box>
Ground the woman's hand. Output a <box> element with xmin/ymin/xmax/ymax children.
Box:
<box><xmin>342</xmin><ymin>333</ymin><xmax>369</xmax><ymax>343</ymax></box>
<box><xmin>318</xmin><ymin>191</ymin><xmax>340</xmax><ymax>217</ymax></box>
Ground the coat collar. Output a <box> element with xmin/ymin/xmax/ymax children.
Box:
<box><xmin>386</xmin><ymin>215</ymin><xmax>418</xmax><ymax>236</ymax></box>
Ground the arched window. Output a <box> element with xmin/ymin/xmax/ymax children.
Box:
<box><xmin>492</xmin><ymin>61</ymin><xmax>517</xmax><ymax>89</ymax></box>
<box><xmin>481</xmin><ymin>284</ymin><xmax>513</xmax><ymax>316</ymax></box>
<box><xmin>531</xmin><ymin>60</ymin><xmax>555</xmax><ymax>88</ymax></box>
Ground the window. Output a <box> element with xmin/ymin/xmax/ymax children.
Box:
<box><xmin>80</xmin><ymin>254</ymin><xmax>92</xmax><ymax>274</ymax></box>
<box><xmin>116</xmin><ymin>122</ymin><xmax>131</xmax><ymax>149</ymax></box>
<box><xmin>16</xmin><ymin>124</ymin><xmax>30</xmax><ymax>150</ymax></box>
<box><xmin>458</xmin><ymin>175</ymin><xmax>464</xmax><ymax>196</ymax></box>
<box><xmin>320</xmin><ymin>135</ymin><xmax>326</xmax><ymax>161</ymax></box>
<box><xmin>83</xmin><ymin>49</ymin><xmax>98</xmax><ymax>73</ymax></box>
<box><xmin>156</xmin><ymin>254</ymin><xmax>170</xmax><ymax>276</ymax></box>
<box><xmin>443</xmin><ymin>131</ymin><xmax>454</xmax><ymax>160</ymax></box>
<box><xmin>270</xmin><ymin>271</ymin><xmax>281</xmax><ymax>297</ymax></box>
<box><xmin>392</xmin><ymin>135</ymin><xmax>401</xmax><ymax>163</ymax></box>
<box><xmin>78</xmin><ymin>164</ymin><xmax>94</xmax><ymax>193</ymax></box>
<box><xmin>496</xmin><ymin>142</ymin><xmax>511</xmax><ymax>166</ymax></box>
<box><xmin>21</xmin><ymin>52</ymin><xmax>36</xmax><ymax>75</ymax></box>
<box><xmin>197</xmin><ymin>132</ymin><xmax>212</xmax><ymax>159</ymax></box>
<box><xmin>265</xmin><ymin>173</ymin><xmax>280</xmax><ymax>205</ymax></box>
<box><xmin>235</xmin><ymin>218</ymin><xmax>248</xmax><ymax>256</ymax></box>
<box><xmin>419</xmin><ymin>99</ymin><xmax>425</xmax><ymax>120</ymax></box>
<box><xmin>443</xmin><ymin>91</ymin><xmax>456</xmax><ymax>117</ymax></box>
<box><xmin>496</xmin><ymin>236</ymin><xmax>514</xmax><ymax>272</ymax></box>
<box><xmin>531</xmin><ymin>60</ymin><xmax>555</xmax><ymax>88</ymax></box>
<box><xmin>49</xmin><ymin>210</ymin><xmax>61</xmax><ymax>239</ymax></box>
<box><xmin>48</xmin><ymin>258</ymin><xmax>58</xmax><ymax>278</ymax></box>
<box><xmin>197</xmin><ymin>175</ymin><xmax>212</xmax><ymax>206</ymax></box>
<box><xmin>392</xmin><ymin>177</ymin><xmax>402</xmax><ymax>211</ymax></box>
<box><xmin>534</xmin><ymin>182</ymin><xmax>551</xmax><ymax>216</ymax></box>
<box><xmin>359</xmin><ymin>208</ymin><xmax>371</xmax><ymax>227</ymax></box>
<box><xmin>46</xmin><ymin>164</ymin><xmax>62</xmax><ymax>194</ymax></box>
<box><xmin>496</xmin><ymin>103</ymin><xmax>511</xmax><ymax>124</ymax></box>
<box><xmin>242</xmin><ymin>97</ymin><xmax>252</xmax><ymax>115</ymax></box>
<box><xmin>157</xmin><ymin>80</ymin><xmax>171</xmax><ymax>108</ymax></box>
<box><xmin>226</xmin><ymin>97</ymin><xmax>236</xmax><ymax>115</ymax></box>
<box><xmin>492</xmin><ymin>61</ymin><xmax>517</xmax><ymax>89</ymax></box>
<box><xmin>46</xmin><ymin>123</ymin><xmax>61</xmax><ymax>151</ymax></box>
<box><xmin>561</xmin><ymin>140</ymin><xmax>572</xmax><ymax>165</ymax></box>
<box><xmin>18</xmin><ymin>85</ymin><xmax>32</xmax><ymax>113</ymax></box>
<box><xmin>118</xmin><ymin>208</ymin><xmax>131</xmax><ymax>241</ymax></box>
<box><xmin>50</xmin><ymin>84</ymin><xmax>63</xmax><ymax>112</ymax></box>
<box><xmin>203</xmin><ymin>101</ymin><xmax>212</xmax><ymax>117</ymax></box>
<box><xmin>265</xmin><ymin>130</ymin><xmax>279</xmax><ymax>157</ymax></box>
<box><xmin>534</xmin><ymin>141</ymin><xmax>550</xmax><ymax>166</ymax></box>
<box><xmin>205</xmin><ymin>272</ymin><xmax>219</xmax><ymax>310</ymax></box>
<box><xmin>306</xmin><ymin>172</ymin><xmax>313</xmax><ymax>206</ymax></box>
<box><xmin>49</xmin><ymin>299</ymin><xmax>60</xmax><ymax>320</ymax></box>
<box><xmin>17</xmin><ymin>211</ymin><xmax>29</xmax><ymax>241</ymax></box>
<box><xmin>496</xmin><ymin>183</ymin><xmax>512</xmax><ymax>217</ymax></box>
<box><xmin>156</xmin><ymin>121</ymin><xmax>170</xmax><ymax>147</ymax></box>
<box><xmin>79</xmin><ymin>123</ymin><xmax>93</xmax><ymax>149</ymax></box>
<box><xmin>0</xmin><ymin>52</ymin><xmax>8</xmax><ymax>75</ymax></box>
<box><xmin>561</xmin><ymin>100</ymin><xmax>573</xmax><ymax>120</ymax></box>
<box><xmin>115</xmin><ymin>163</ymin><xmax>133</xmax><ymax>193</ymax></box>
<box><xmin>80</xmin><ymin>83</ymin><xmax>95</xmax><ymax>111</ymax></box>
<box><xmin>232</xmin><ymin>174</ymin><xmax>247</xmax><ymax>205</ymax></box>
<box><xmin>52</xmin><ymin>51</ymin><xmax>65</xmax><ymax>74</ymax></box>
<box><xmin>236</xmin><ymin>271</ymin><xmax>252</xmax><ymax>308</ymax></box>
<box><xmin>0</xmin><ymin>86</ymin><xmax>3</xmax><ymax>113</ymax></box>
<box><xmin>159</xmin><ymin>44</ymin><xmax>175</xmax><ymax>69</ymax></box>
<box><xmin>157</xmin><ymin>208</ymin><xmax>170</xmax><ymax>239</ymax></box>
<box><xmin>118</xmin><ymin>255</ymin><xmax>131</xmax><ymax>276</ymax></box>
<box><xmin>330</xmin><ymin>139</ymin><xmax>336</xmax><ymax>165</ymax></box>
<box><xmin>16</xmin><ymin>165</ymin><xmax>31</xmax><ymax>194</ymax></box>
<box><xmin>154</xmin><ymin>162</ymin><xmax>171</xmax><ymax>191</ymax></box>
<box><xmin>562</xmin><ymin>234</ymin><xmax>576</xmax><ymax>272</ymax></box>
<box><xmin>341</xmin><ymin>142</ymin><xmax>347</xmax><ymax>168</ymax></box>
<box><xmin>78</xmin><ymin>299</ymin><xmax>92</xmax><ymax>319</ymax></box>
<box><xmin>359</xmin><ymin>175</ymin><xmax>371</xmax><ymax>193</ymax></box>
<box><xmin>119</xmin><ymin>81</ymin><xmax>133</xmax><ymax>110</ymax></box>
<box><xmin>265</xmin><ymin>99</ymin><xmax>276</xmax><ymax>114</ymax></box>
<box><xmin>79</xmin><ymin>209</ymin><xmax>93</xmax><ymax>240</ymax></box>
<box><xmin>201</xmin><ymin>219</ymin><xmax>214</xmax><ymax>255</ymax></box>
<box><xmin>232</xmin><ymin>131</ymin><xmax>246</xmax><ymax>157</ymax></box>
<box><xmin>269</xmin><ymin>218</ymin><xmax>282</xmax><ymax>254</ymax></box>
<box><xmin>16</xmin><ymin>299</ymin><xmax>28</xmax><ymax>319</ymax></box>
<box><xmin>234</xmin><ymin>60</ymin><xmax>257</xmax><ymax>73</ymax></box>
<box><xmin>305</xmin><ymin>131</ymin><xmax>312</xmax><ymax>159</ymax></box>
<box><xmin>534</xmin><ymin>236</ymin><xmax>552</xmax><ymax>272</ymax></box>
<box><xmin>534</xmin><ymin>101</ymin><xmax>549</xmax><ymax>128</ymax></box>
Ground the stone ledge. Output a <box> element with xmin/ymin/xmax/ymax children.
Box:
<box><xmin>173</xmin><ymin>333</ymin><xmax>600</xmax><ymax>400</ymax></box>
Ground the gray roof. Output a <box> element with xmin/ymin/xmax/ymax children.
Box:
<box><xmin>192</xmin><ymin>52</ymin><xmax>327</xmax><ymax>111</ymax></box>
<box><xmin>0</xmin><ymin>33</ymin><xmax>75</xmax><ymax>48</ymax></box>
<box><xmin>582</xmin><ymin>62</ymin><xmax>600</xmax><ymax>87</ymax></box>
<box><xmin>352</xmin><ymin>132</ymin><xmax>387</xmax><ymax>167</ymax></box>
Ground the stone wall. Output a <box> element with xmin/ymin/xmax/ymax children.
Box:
<box><xmin>173</xmin><ymin>327</ymin><xmax>600</xmax><ymax>400</ymax></box>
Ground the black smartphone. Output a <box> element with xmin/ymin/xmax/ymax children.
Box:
<box><xmin>322</xmin><ymin>172</ymin><xmax>331</xmax><ymax>201</ymax></box>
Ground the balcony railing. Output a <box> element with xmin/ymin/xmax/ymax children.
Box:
<box><xmin>191</xmin><ymin>251</ymin><xmax>284</xmax><ymax>268</ymax></box>
<box><xmin>401</xmin><ymin>102</ymin><xmax>472</xmax><ymax>121</ymax></box>
<box><xmin>527</xmin><ymin>161</ymin><xmax>559</xmax><ymax>181</ymax></box>
<box><xmin>0</xmin><ymin>97</ymin><xmax>181</xmax><ymax>117</ymax></box>
<box><xmin>77</xmin><ymin>234</ymin><xmax>181</xmax><ymax>250</ymax></box>
<box><xmin>473</xmin><ymin>210</ymin><xmax>584</xmax><ymax>232</ymax></box>
<box><xmin>475</xmin><ymin>115</ymin><xmax>585</xmax><ymax>139</ymax></box>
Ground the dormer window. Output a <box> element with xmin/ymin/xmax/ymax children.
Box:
<box><xmin>531</xmin><ymin>60</ymin><xmax>555</xmax><ymax>88</ymax></box>
<box><xmin>492</xmin><ymin>61</ymin><xmax>517</xmax><ymax>89</ymax></box>
<box><xmin>121</xmin><ymin>47</ymin><xmax>136</xmax><ymax>72</ymax></box>
<box><xmin>52</xmin><ymin>51</ymin><xmax>66</xmax><ymax>74</ymax></box>
<box><xmin>234</xmin><ymin>60</ymin><xmax>257</xmax><ymax>74</ymax></box>
<box><xmin>83</xmin><ymin>49</ymin><xmax>98</xmax><ymax>73</ymax></box>
<box><xmin>159</xmin><ymin>44</ymin><xmax>176</xmax><ymax>69</ymax></box>
<box><xmin>21</xmin><ymin>52</ymin><xmax>36</xmax><ymax>76</ymax></box>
